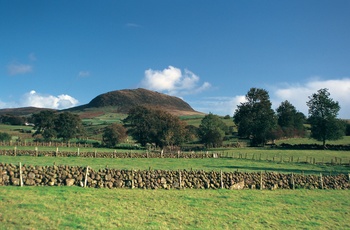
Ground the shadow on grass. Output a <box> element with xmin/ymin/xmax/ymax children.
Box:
<box><xmin>204</xmin><ymin>165</ymin><xmax>347</xmax><ymax>175</ymax></box>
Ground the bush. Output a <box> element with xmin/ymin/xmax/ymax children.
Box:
<box><xmin>0</xmin><ymin>132</ymin><xmax>11</xmax><ymax>142</ymax></box>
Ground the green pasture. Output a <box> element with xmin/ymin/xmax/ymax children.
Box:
<box><xmin>1</xmin><ymin>155</ymin><xmax>348</xmax><ymax>175</ymax></box>
<box><xmin>0</xmin><ymin>187</ymin><xmax>349</xmax><ymax>229</ymax></box>
<box><xmin>275</xmin><ymin>136</ymin><xmax>350</xmax><ymax>146</ymax></box>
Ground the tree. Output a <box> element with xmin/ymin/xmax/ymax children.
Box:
<box><xmin>306</xmin><ymin>88</ymin><xmax>345</xmax><ymax>147</ymax></box>
<box><xmin>233</xmin><ymin>88</ymin><xmax>277</xmax><ymax>146</ymax></box>
<box><xmin>55</xmin><ymin>112</ymin><xmax>85</xmax><ymax>142</ymax></box>
<box><xmin>102</xmin><ymin>123</ymin><xmax>127</xmax><ymax>148</ymax></box>
<box><xmin>276</xmin><ymin>100</ymin><xmax>306</xmax><ymax>138</ymax></box>
<box><xmin>32</xmin><ymin>111</ymin><xmax>85</xmax><ymax>142</ymax></box>
<box><xmin>0</xmin><ymin>132</ymin><xmax>11</xmax><ymax>142</ymax></box>
<box><xmin>123</xmin><ymin>106</ymin><xmax>187</xmax><ymax>148</ymax></box>
<box><xmin>198</xmin><ymin>113</ymin><xmax>228</xmax><ymax>148</ymax></box>
<box><xmin>32</xmin><ymin>110</ymin><xmax>58</xmax><ymax>141</ymax></box>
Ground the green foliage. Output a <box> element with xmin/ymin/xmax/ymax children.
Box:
<box><xmin>346</xmin><ymin>123</ymin><xmax>350</xmax><ymax>136</ymax></box>
<box><xmin>32</xmin><ymin>110</ymin><xmax>85</xmax><ymax>142</ymax></box>
<box><xmin>198</xmin><ymin>113</ymin><xmax>228</xmax><ymax>147</ymax></box>
<box><xmin>276</xmin><ymin>100</ymin><xmax>306</xmax><ymax>138</ymax></box>
<box><xmin>102</xmin><ymin>123</ymin><xmax>127</xmax><ymax>147</ymax></box>
<box><xmin>55</xmin><ymin>112</ymin><xmax>85</xmax><ymax>142</ymax></box>
<box><xmin>0</xmin><ymin>132</ymin><xmax>11</xmax><ymax>141</ymax></box>
<box><xmin>307</xmin><ymin>88</ymin><xmax>345</xmax><ymax>147</ymax></box>
<box><xmin>124</xmin><ymin>106</ymin><xmax>187</xmax><ymax>148</ymax></box>
<box><xmin>0</xmin><ymin>115</ymin><xmax>26</xmax><ymax>125</ymax></box>
<box><xmin>233</xmin><ymin>88</ymin><xmax>277</xmax><ymax>146</ymax></box>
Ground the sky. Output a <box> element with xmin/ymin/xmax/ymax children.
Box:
<box><xmin>1</xmin><ymin>0</ymin><xmax>350</xmax><ymax>118</ymax></box>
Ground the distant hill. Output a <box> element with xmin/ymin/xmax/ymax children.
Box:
<box><xmin>0</xmin><ymin>107</ymin><xmax>56</xmax><ymax>116</ymax></box>
<box><xmin>68</xmin><ymin>88</ymin><xmax>203</xmax><ymax>116</ymax></box>
<box><xmin>0</xmin><ymin>88</ymin><xmax>203</xmax><ymax>118</ymax></box>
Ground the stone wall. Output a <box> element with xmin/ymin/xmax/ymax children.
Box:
<box><xmin>1</xmin><ymin>163</ymin><xmax>349</xmax><ymax>190</ymax></box>
<box><xmin>0</xmin><ymin>150</ymin><xmax>217</xmax><ymax>158</ymax></box>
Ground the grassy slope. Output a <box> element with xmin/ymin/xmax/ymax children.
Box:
<box><xmin>0</xmin><ymin>187</ymin><xmax>349</xmax><ymax>229</ymax></box>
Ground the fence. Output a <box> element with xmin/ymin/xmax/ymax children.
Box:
<box><xmin>1</xmin><ymin>163</ymin><xmax>349</xmax><ymax>190</ymax></box>
<box><xmin>0</xmin><ymin>141</ymin><xmax>93</xmax><ymax>148</ymax></box>
<box><xmin>1</xmin><ymin>148</ymin><xmax>350</xmax><ymax>166</ymax></box>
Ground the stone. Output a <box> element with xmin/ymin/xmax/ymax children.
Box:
<box><xmin>65</xmin><ymin>178</ymin><xmax>75</xmax><ymax>186</ymax></box>
<box><xmin>28</xmin><ymin>172</ymin><xmax>36</xmax><ymax>179</ymax></box>
<box><xmin>230</xmin><ymin>181</ymin><xmax>245</xmax><ymax>190</ymax></box>
<box><xmin>25</xmin><ymin>178</ymin><xmax>35</xmax><ymax>186</ymax></box>
<box><xmin>11</xmin><ymin>177</ymin><xmax>20</xmax><ymax>186</ymax></box>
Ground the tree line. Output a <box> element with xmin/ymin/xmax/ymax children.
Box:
<box><xmin>0</xmin><ymin>87</ymin><xmax>348</xmax><ymax>149</ymax></box>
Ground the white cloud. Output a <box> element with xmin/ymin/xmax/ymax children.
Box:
<box><xmin>78</xmin><ymin>71</ymin><xmax>90</xmax><ymax>77</ymax></box>
<box><xmin>140</xmin><ymin>66</ymin><xmax>211</xmax><ymax>96</ymax></box>
<box><xmin>20</xmin><ymin>90</ymin><xmax>79</xmax><ymax>109</ymax></box>
<box><xmin>7</xmin><ymin>63</ymin><xmax>33</xmax><ymax>75</ymax></box>
<box><xmin>190</xmin><ymin>95</ymin><xmax>246</xmax><ymax>116</ymax></box>
<box><xmin>272</xmin><ymin>78</ymin><xmax>350</xmax><ymax>118</ymax></box>
<box><xmin>190</xmin><ymin>78</ymin><xmax>350</xmax><ymax>118</ymax></box>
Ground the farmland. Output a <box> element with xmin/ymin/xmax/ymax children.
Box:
<box><xmin>1</xmin><ymin>114</ymin><xmax>350</xmax><ymax>229</ymax></box>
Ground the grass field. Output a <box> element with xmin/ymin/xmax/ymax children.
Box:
<box><xmin>0</xmin><ymin>186</ymin><xmax>349</xmax><ymax>229</ymax></box>
<box><xmin>1</xmin><ymin>155</ymin><xmax>348</xmax><ymax>175</ymax></box>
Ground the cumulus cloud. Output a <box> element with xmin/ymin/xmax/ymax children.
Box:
<box><xmin>19</xmin><ymin>90</ymin><xmax>79</xmax><ymax>109</ymax></box>
<box><xmin>140</xmin><ymin>66</ymin><xmax>211</xmax><ymax>96</ymax></box>
<box><xmin>7</xmin><ymin>63</ymin><xmax>33</xmax><ymax>75</ymax></box>
<box><xmin>189</xmin><ymin>78</ymin><xmax>350</xmax><ymax>118</ymax></box>
<box><xmin>272</xmin><ymin>78</ymin><xmax>350</xmax><ymax>118</ymax></box>
<box><xmin>78</xmin><ymin>71</ymin><xmax>90</xmax><ymax>77</ymax></box>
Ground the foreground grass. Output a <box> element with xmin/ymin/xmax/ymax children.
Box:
<box><xmin>0</xmin><ymin>155</ymin><xmax>349</xmax><ymax>175</ymax></box>
<box><xmin>0</xmin><ymin>186</ymin><xmax>349</xmax><ymax>229</ymax></box>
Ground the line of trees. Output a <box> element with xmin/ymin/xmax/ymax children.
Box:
<box><xmin>1</xmin><ymin>87</ymin><xmax>347</xmax><ymax>149</ymax></box>
<box><xmin>233</xmin><ymin>87</ymin><xmax>346</xmax><ymax>147</ymax></box>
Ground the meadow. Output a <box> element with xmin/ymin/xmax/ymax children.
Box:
<box><xmin>0</xmin><ymin>187</ymin><xmax>349</xmax><ymax>229</ymax></box>
<box><xmin>1</xmin><ymin>118</ymin><xmax>350</xmax><ymax>229</ymax></box>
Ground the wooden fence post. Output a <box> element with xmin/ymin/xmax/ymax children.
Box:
<box><xmin>220</xmin><ymin>170</ymin><xmax>223</xmax><ymax>189</ymax></box>
<box><xmin>56</xmin><ymin>147</ymin><xmax>58</xmax><ymax>157</ymax></box>
<box><xmin>77</xmin><ymin>148</ymin><xmax>80</xmax><ymax>157</ymax></box>
<box><xmin>320</xmin><ymin>173</ymin><xmax>323</xmax><ymax>189</ymax></box>
<box><xmin>19</xmin><ymin>162</ymin><xmax>23</xmax><ymax>187</ymax></box>
<box><xmin>84</xmin><ymin>166</ymin><xmax>89</xmax><ymax>188</ymax></box>
<box><xmin>14</xmin><ymin>146</ymin><xmax>17</xmax><ymax>157</ymax></box>
<box><xmin>179</xmin><ymin>170</ymin><xmax>182</xmax><ymax>189</ymax></box>
<box><xmin>35</xmin><ymin>147</ymin><xmax>38</xmax><ymax>157</ymax></box>
<box><xmin>260</xmin><ymin>171</ymin><xmax>263</xmax><ymax>190</ymax></box>
<box><xmin>291</xmin><ymin>173</ymin><xmax>295</xmax><ymax>190</ymax></box>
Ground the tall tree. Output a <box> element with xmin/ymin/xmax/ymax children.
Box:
<box><xmin>198</xmin><ymin>113</ymin><xmax>227</xmax><ymax>148</ymax></box>
<box><xmin>306</xmin><ymin>88</ymin><xmax>345</xmax><ymax>147</ymax></box>
<box><xmin>276</xmin><ymin>100</ymin><xmax>306</xmax><ymax>137</ymax></box>
<box><xmin>102</xmin><ymin>123</ymin><xmax>127</xmax><ymax>148</ymax></box>
<box><xmin>233</xmin><ymin>88</ymin><xmax>277</xmax><ymax>146</ymax></box>
<box><xmin>32</xmin><ymin>110</ymin><xmax>58</xmax><ymax>141</ymax></box>
<box><xmin>55</xmin><ymin>112</ymin><xmax>85</xmax><ymax>142</ymax></box>
<box><xmin>123</xmin><ymin>106</ymin><xmax>187</xmax><ymax>148</ymax></box>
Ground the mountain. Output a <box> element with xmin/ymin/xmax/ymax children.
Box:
<box><xmin>0</xmin><ymin>88</ymin><xmax>203</xmax><ymax>117</ymax></box>
<box><xmin>69</xmin><ymin>88</ymin><xmax>202</xmax><ymax>116</ymax></box>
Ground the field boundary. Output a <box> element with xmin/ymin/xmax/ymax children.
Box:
<box><xmin>1</xmin><ymin>163</ymin><xmax>349</xmax><ymax>190</ymax></box>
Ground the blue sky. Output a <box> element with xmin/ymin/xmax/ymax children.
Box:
<box><xmin>1</xmin><ymin>1</ymin><xmax>350</xmax><ymax>118</ymax></box>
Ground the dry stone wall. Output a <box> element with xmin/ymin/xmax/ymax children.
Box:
<box><xmin>1</xmin><ymin>163</ymin><xmax>349</xmax><ymax>190</ymax></box>
<box><xmin>0</xmin><ymin>149</ymin><xmax>217</xmax><ymax>158</ymax></box>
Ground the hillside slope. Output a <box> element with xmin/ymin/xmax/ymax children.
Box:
<box><xmin>69</xmin><ymin>88</ymin><xmax>203</xmax><ymax>116</ymax></box>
